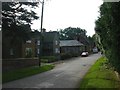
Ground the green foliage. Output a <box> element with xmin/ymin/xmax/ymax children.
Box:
<box><xmin>59</xmin><ymin>27</ymin><xmax>87</xmax><ymax>40</ymax></box>
<box><xmin>95</xmin><ymin>2</ymin><xmax>120</xmax><ymax>73</ymax></box>
<box><xmin>59</xmin><ymin>27</ymin><xmax>95</xmax><ymax>51</ymax></box>
<box><xmin>2</xmin><ymin>2</ymin><xmax>39</xmax><ymax>27</ymax></box>
<box><xmin>2</xmin><ymin>2</ymin><xmax>39</xmax><ymax>45</ymax></box>
<box><xmin>41</xmin><ymin>56</ymin><xmax>57</xmax><ymax>63</ymax></box>
<box><xmin>60</xmin><ymin>53</ymin><xmax>73</xmax><ymax>60</ymax></box>
<box><xmin>71</xmin><ymin>53</ymin><xmax>80</xmax><ymax>57</ymax></box>
<box><xmin>41</xmin><ymin>59</ymin><xmax>49</xmax><ymax>63</ymax></box>
<box><xmin>3</xmin><ymin>65</ymin><xmax>54</xmax><ymax>83</ymax></box>
<box><xmin>80</xmin><ymin>57</ymin><xmax>120</xmax><ymax>89</ymax></box>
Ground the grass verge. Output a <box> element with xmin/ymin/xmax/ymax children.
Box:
<box><xmin>2</xmin><ymin>64</ymin><xmax>54</xmax><ymax>83</ymax></box>
<box><xmin>79</xmin><ymin>57</ymin><xmax>120</xmax><ymax>89</ymax></box>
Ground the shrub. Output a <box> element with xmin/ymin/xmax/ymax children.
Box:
<box><xmin>71</xmin><ymin>53</ymin><xmax>80</xmax><ymax>57</ymax></box>
<box><xmin>41</xmin><ymin>56</ymin><xmax>57</xmax><ymax>63</ymax></box>
<box><xmin>41</xmin><ymin>59</ymin><xmax>48</xmax><ymax>63</ymax></box>
<box><xmin>60</xmin><ymin>53</ymin><xmax>72</xmax><ymax>60</ymax></box>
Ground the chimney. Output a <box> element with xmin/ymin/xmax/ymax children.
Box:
<box><xmin>42</xmin><ymin>28</ymin><xmax>46</xmax><ymax>32</ymax></box>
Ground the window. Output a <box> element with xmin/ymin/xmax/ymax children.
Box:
<box><xmin>37</xmin><ymin>40</ymin><xmax>40</xmax><ymax>45</ymax></box>
<box><xmin>37</xmin><ymin>48</ymin><xmax>39</xmax><ymax>54</ymax></box>
<box><xmin>10</xmin><ymin>48</ymin><xmax>14</xmax><ymax>55</ymax></box>
<box><xmin>55</xmin><ymin>40</ymin><xmax>58</xmax><ymax>45</ymax></box>
<box><xmin>26</xmin><ymin>40</ymin><xmax>31</xmax><ymax>43</ymax></box>
<box><xmin>25</xmin><ymin>48</ymin><xmax>32</xmax><ymax>57</ymax></box>
<box><xmin>55</xmin><ymin>48</ymin><xmax>60</xmax><ymax>53</ymax></box>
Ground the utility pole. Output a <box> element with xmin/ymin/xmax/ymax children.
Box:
<box><xmin>39</xmin><ymin>0</ymin><xmax>44</xmax><ymax>67</ymax></box>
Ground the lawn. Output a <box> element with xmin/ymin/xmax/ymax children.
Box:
<box><xmin>79</xmin><ymin>57</ymin><xmax>120</xmax><ymax>89</ymax></box>
<box><xmin>2</xmin><ymin>64</ymin><xmax>54</xmax><ymax>83</ymax></box>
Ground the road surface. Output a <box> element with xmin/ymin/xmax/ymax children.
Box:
<box><xmin>3</xmin><ymin>53</ymin><xmax>101</xmax><ymax>89</ymax></box>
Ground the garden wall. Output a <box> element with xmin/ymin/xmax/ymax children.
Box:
<box><xmin>2</xmin><ymin>58</ymin><xmax>39</xmax><ymax>72</ymax></box>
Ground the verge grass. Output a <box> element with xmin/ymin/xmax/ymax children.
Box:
<box><xmin>2</xmin><ymin>64</ymin><xmax>54</xmax><ymax>83</ymax></box>
<box><xmin>79</xmin><ymin>57</ymin><xmax>120</xmax><ymax>89</ymax></box>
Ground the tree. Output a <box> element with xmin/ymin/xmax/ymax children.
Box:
<box><xmin>95</xmin><ymin>2</ymin><xmax>120</xmax><ymax>73</ymax></box>
<box><xmin>88</xmin><ymin>35</ymin><xmax>95</xmax><ymax>47</ymax></box>
<box><xmin>2</xmin><ymin>2</ymin><xmax>39</xmax><ymax>45</ymax></box>
<box><xmin>59</xmin><ymin>27</ymin><xmax>87</xmax><ymax>40</ymax></box>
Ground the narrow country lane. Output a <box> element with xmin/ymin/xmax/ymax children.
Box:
<box><xmin>3</xmin><ymin>53</ymin><xmax>101</xmax><ymax>89</ymax></box>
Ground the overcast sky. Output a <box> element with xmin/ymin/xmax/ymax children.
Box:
<box><xmin>31</xmin><ymin>0</ymin><xmax>103</xmax><ymax>36</ymax></box>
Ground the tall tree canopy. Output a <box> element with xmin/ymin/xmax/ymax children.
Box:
<box><xmin>95</xmin><ymin>2</ymin><xmax>120</xmax><ymax>73</ymax></box>
<box><xmin>59</xmin><ymin>27</ymin><xmax>87</xmax><ymax>40</ymax></box>
<box><xmin>2</xmin><ymin>2</ymin><xmax>39</xmax><ymax>44</ymax></box>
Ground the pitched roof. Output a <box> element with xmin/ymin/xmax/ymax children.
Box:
<box><xmin>31</xmin><ymin>31</ymin><xmax>59</xmax><ymax>42</ymax></box>
<box><xmin>60</xmin><ymin>40</ymin><xmax>83</xmax><ymax>47</ymax></box>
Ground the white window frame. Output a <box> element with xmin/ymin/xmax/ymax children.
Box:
<box><xmin>26</xmin><ymin>40</ymin><xmax>32</xmax><ymax>43</ymax></box>
<box><xmin>37</xmin><ymin>40</ymin><xmax>40</xmax><ymax>45</ymax></box>
<box><xmin>37</xmin><ymin>48</ymin><xmax>40</xmax><ymax>54</ymax></box>
<box><xmin>55</xmin><ymin>40</ymin><xmax>58</xmax><ymax>45</ymax></box>
<box><xmin>25</xmin><ymin>48</ymin><xmax>32</xmax><ymax>56</ymax></box>
<box><xmin>10</xmin><ymin>48</ymin><xmax>14</xmax><ymax>55</ymax></box>
<box><xmin>55</xmin><ymin>48</ymin><xmax>60</xmax><ymax>53</ymax></box>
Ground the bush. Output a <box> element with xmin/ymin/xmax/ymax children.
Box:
<box><xmin>60</xmin><ymin>53</ymin><xmax>72</xmax><ymax>60</ymax></box>
<box><xmin>41</xmin><ymin>59</ymin><xmax>48</xmax><ymax>63</ymax></box>
<box><xmin>71</xmin><ymin>53</ymin><xmax>80</xmax><ymax>57</ymax></box>
<box><xmin>41</xmin><ymin>56</ymin><xmax>57</xmax><ymax>63</ymax></box>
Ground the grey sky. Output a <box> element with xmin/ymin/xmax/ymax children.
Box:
<box><xmin>0</xmin><ymin>0</ymin><xmax>103</xmax><ymax>36</ymax></box>
<box><xmin>31</xmin><ymin>0</ymin><xmax>103</xmax><ymax>36</ymax></box>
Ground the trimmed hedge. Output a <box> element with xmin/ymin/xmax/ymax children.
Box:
<box><xmin>60</xmin><ymin>53</ymin><xmax>72</xmax><ymax>60</ymax></box>
<box><xmin>41</xmin><ymin>56</ymin><xmax>57</xmax><ymax>63</ymax></box>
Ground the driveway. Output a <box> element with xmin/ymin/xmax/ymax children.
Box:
<box><xmin>3</xmin><ymin>53</ymin><xmax>101</xmax><ymax>89</ymax></box>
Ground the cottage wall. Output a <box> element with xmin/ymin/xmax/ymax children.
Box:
<box><xmin>60</xmin><ymin>46</ymin><xmax>82</xmax><ymax>55</ymax></box>
<box><xmin>22</xmin><ymin>39</ymin><xmax>36</xmax><ymax>58</ymax></box>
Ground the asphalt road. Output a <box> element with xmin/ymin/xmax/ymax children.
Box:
<box><xmin>3</xmin><ymin>53</ymin><xmax>101</xmax><ymax>89</ymax></box>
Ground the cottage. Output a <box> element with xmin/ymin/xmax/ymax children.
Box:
<box><xmin>42</xmin><ymin>31</ymin><xmax>60</xmax><ymax>60</ymax></box>
<box><xmin>2</xmin><ymin>30</ymin><xmax>60</xmax><ymax>71</ymax></box>
<box><xmin>3</xmin><ymin>38</ymin><xmax>36</xmax><ymax>59</ymax></box>
<box><xmin>2</xmin><ymin>33</ymin><xmax>38</xmax><ymax>71</ymax></box>
<box><xmin>60</xmin><ymin>40</ymin><xmax>84</xmax><ymax>56</ymax></box>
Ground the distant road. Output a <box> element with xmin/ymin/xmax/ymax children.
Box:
<box><xmin>3</xmin><ymin>53</ymin><xmax>101</xmax><ymax>89</ymax></box>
